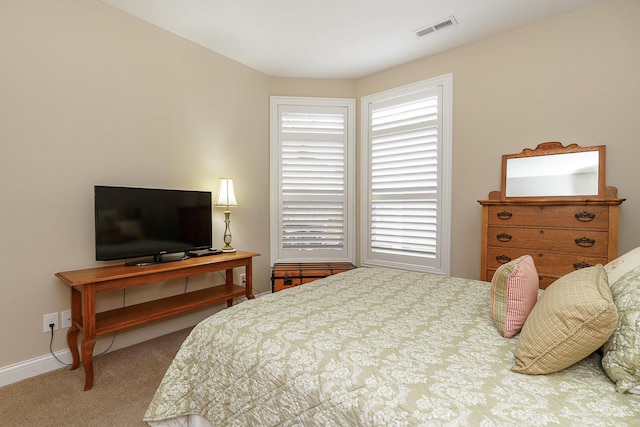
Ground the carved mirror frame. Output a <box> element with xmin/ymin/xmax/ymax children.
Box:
<box><xmin>500</xmin><ymin>142</ymin><xmax>606</xmax><ymax>200</ymax></box>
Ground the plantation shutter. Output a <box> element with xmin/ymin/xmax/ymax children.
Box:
<box><xmin>370</xmin><ymin>90</ymin><xmax>438</xmax><ymax>257</ymax></box>
<box><xmin>270</xmin><ymin>98</ymin><xmax>355</xmax><ymax>263</ymax></box>
<box><xmin>361</xmin><ymin>75</ymin><xmax>451</xmax><ymax>274</ymax></box>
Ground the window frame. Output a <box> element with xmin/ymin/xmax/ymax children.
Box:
<box><xmin>270</xmin><ymin>96</ymin><xmax>356</xmax><ymax>265</ymax></box>
<box><xmin>359</xmin><ymin>74</ymin><xmax>452</xmax><ymax>275</ymax></box>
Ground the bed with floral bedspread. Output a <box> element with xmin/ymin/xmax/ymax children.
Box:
<box><xmin>145</xmin><ymin>267</ymin><xmax>639</xmax><ymax>426</ymax></box>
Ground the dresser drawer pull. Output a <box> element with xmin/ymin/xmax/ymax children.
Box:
<box><xmin>496</xmin><ymin>255</ymin><xmax>512</xmax><ymax>264</ymax></box>
<box><xmin>573</xmin><ymin>262</ymin><xmax>592</xmax><ymax>270</ymax></box>
<box><xmin>497</xmin><ymin>211</ymin><xmax>513</xmax><ymax>220</ymax></box>
<box><xmin>496</xmin><ymin>233</ymin><xmax>512</xmax><ymax>242</ymax></box>
<box><xmin>574</xmin><ymin>237</ymin><xmax>596</xmax><ymax>247</ymax></box>
<box><xmin>575</xmin><ymin>211</ymin><xmax>596</xmax><ymax>222</ymax></box>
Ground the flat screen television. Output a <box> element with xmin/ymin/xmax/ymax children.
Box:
<box><xmin>95</xmin><ymin>186</ymin><xmax>213</xmax><ymax>265</ymax></box>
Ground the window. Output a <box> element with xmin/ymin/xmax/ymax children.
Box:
<box><xmin>270</xmin><ymin>97</ymin><xmax>355</xmax><ymax>264</ymax></box>
<box><xmin>360</xmin><ymin>74</ymin><xmax>452</xmax><ymax>274</ymax></box>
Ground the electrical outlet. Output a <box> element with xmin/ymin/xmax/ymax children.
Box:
<box><xmin>43</xmin><ymin>312</ymin><xmax>59</xmax><ymax>333</ymax></box>
<box><xmin>239</xmin><ymin>273</ymin><xmax>246</xmax><ymax>286</ymax></box>
<box><xmin>61</xmin><ymin>310</ymin><xmax>72</xmax><ymax>329</ymax></box>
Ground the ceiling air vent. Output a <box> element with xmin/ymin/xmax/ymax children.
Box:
<box><xmin>415</xmin><ymin>16</ymin><xmax>458</xmax><ymax>37</ymax></box>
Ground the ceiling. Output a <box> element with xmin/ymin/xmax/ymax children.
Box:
<box><xmin>99</xmin><ymin>0</ymin><xmax>604</xmax><ymax>79</ymax></box>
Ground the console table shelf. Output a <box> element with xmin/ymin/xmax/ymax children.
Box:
<box><xmin>94</xmin><ymin>284</ymin><xmax>246</xmax><ymax>336</ymax></box>
<box><xmin>55</xmin><ymin>250</ymin><xmax>259</xmax><ymax>390</ymax></box>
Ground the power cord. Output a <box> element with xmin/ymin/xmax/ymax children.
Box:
<box><xmin>48</xmin><ymin>323</ymin><xmax>71</xmax><ymax>366</ymax></box>
<box><xmin>93</xmin><ymin>331</ymin><xmax>119</xmax><ymax>358</ymax></box>
<box><xmin>48</xmin><ymin>324</ymin><xmax>119</xmax><ymax>363</ymax></box>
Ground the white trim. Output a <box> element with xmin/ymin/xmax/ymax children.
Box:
<box><xmin>360</xmin><ymin>74</ymin><xmax>452</xmax><ymax>275</ymax></box>
<box><xmin>0</xmin><ymin>304</ymin><xmax>237</xmax><ymax>387</ymax></box>
<box><xmin>270</xmin><ymin>96</ymin><xmax>356</xmax><ymax>266</ymax></box>
<box><xmin>0</xmin><ymin>349</ymin><xmax>73</xmax><ymax>387</ymax></box>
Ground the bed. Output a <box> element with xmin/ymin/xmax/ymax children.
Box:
<box><xmin>144</xmin><ymin>265</ymin><xmax>640</xmax><ymax>426</ymax></box>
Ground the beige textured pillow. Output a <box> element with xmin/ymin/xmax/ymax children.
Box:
<box><xmin>512</xmin><ymin>265</ymin><xmax>618</xmax><ymax>374</ymax></box>
<box><xmin>490</xmin><ymin>255</ymin><xmax>539</xmax><ymax>338</ymax></box>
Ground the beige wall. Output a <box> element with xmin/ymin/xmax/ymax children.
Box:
<box><xmin>356</xmin><ymin>0</ymin><xmax>640</xmax><ymax>279</ymax></box>
<box><xmin>269</xmin><ymin>77</ymin><xmax>356</xmax><ymax>99</ymax></box>
<box><xmin>0</xmin><ymin>0</ymin><xmax>272</xmax><ymax>367</ymax></box>
<box><xmin>1</xmin><ymin>0</ymin><xmax>639</xmax><ymax>376</ymax></box>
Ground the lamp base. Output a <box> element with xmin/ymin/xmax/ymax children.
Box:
<box><xmin>220</xmin><ymin>210</ymin><xmax>235</xmax><ymax>253</ymax></box>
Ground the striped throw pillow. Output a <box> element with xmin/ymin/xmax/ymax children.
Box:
<box><xmin>490</xmin><ymin>255</ymin><xmax>539</xmax><ymax>338</ymax></box>
<box><xmin>512</xmin><ymin>265</ymin><xmax>618</xmax><ymax>374</ymax></box>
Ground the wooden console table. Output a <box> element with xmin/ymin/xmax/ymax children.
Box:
<box><xmin>55</xmin><ymin>250</ymin><xmax>259</xmax><ymax>390</ymax></box>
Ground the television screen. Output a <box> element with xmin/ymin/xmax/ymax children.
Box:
<box><xmin>95</xmin><ymin>186</ymin><xmax>212</xmax><ymax>264</ymax></box>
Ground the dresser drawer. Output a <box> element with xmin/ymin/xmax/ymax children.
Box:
<box><xmin>486</xmin><ymin>226</ymin><xmax>609</xmax><ymax>256</ymax></box>
<box><xmin>487</xmin><ymin>205</ymin><xmax>609</xmax><ymax>228</ymax></box>
<box><xmin>486</xmin><ymin>247</ymin><xmax>607</xmax><ymax>278</ymax></box>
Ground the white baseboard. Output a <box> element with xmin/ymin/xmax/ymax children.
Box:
<box><xmin>0</xmin><ymin>293</ymin><xmax>271</xmax><ymax>388</ymax></box>
<box><xmin>0</xmin><ymin>349</ymin><xmax>73</xmax><ymax>387</ymax></box>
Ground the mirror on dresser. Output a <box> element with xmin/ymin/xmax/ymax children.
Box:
<box><xmin>479</xmin><ymin>142</ymin><xmax>625</xmax><ymax>289</ymax></box>
<box><xmin>503</xmin><ymin>142</ymin><xmax>605</xmax><ymax>198</ymax></box>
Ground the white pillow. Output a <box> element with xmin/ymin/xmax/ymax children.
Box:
<box><xmin>605</xmin><ymin>247</ymin><xmax>640</xmax><ymax>285</ymax></box>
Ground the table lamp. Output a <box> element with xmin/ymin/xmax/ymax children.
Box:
<box><xmin>215</xmin><ymin>177</ymin><xmax>237</xmax><ymax>253</ymax></box>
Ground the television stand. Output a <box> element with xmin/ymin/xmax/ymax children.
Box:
<box><xmin>55</xmin><ymin>250</ymin><xmax>259</xmax><ymax>391</ymax></box>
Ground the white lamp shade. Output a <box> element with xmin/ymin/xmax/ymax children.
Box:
<box><xmin>215</xmin><ymin>178</ymin><xmax>237</xmax><ymax>208</ymax></box>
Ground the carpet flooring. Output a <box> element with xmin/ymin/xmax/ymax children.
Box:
<box><xmin>0</xmin><ymin>327</ymin><xmax>191</xmax><ymax>427</ymax></box>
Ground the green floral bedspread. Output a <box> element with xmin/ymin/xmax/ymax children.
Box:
<box><xmin>145</xmin><ymin>267</ymin><xmax>640</xmax><ymax>426</ymax></box>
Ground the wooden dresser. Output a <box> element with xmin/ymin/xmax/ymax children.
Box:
<box><xmin>479</xmin><ymin>190</ymin><xmax>623</xmax><ymax>288</ymax></box>
<box><xmin>479</xmin><ymin>142</ymin><xmax>624</xmax><ymax>288</ymax></box>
